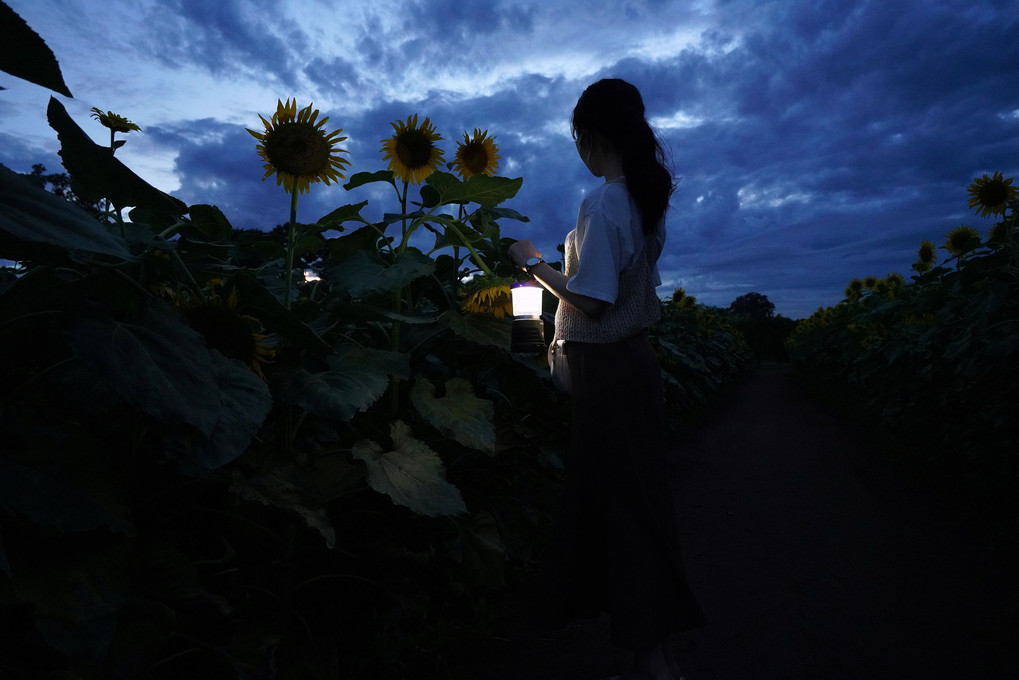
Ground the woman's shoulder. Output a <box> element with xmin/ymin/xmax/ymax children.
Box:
<box><xmin>581</xmin><ymin>179</ymin><xmax>633</xmax><ymax>219</ymax></box>
<box><xmin>582</xmin><ymin>178</ymin><xmax>627</xmax><ymax>213</ymax></box>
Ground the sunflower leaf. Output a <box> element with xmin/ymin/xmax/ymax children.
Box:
<box><xmin>411</xmin><ymin>378</ymin><xmax>496</xmax><ymax>454</ymax></box>
<box><xmin>0</xmin><ymin>164</ymin><xmax>134</xmax><ymax>259</ymax></box>
<box><xmin>282</xmin><ymin>343</ymin><xmax>409</xmax><ymax>421</ymax></box>
<box><xmin>343</xmin><ymin>170</ymin><xmax>394</xmax><ymax>191</ymax></box>
<box><xmin>182</xmin><ymin>203</ymin><xmax>233</xmax><ymax>241</ymax></box>
<box><xmin>12</xmin><ymin>540</ymin><xmax>132</xmax><ymax>665</ymax></box>
<box><xmin>164</xmin><ymin>349</ymin><xmax>272</xmax><ymax>472</ymax></box>
<box><xmin>65</xmin><ymin>300</ymin><xmax>222</xmax><ymax>436</ymax></box>
<box><xmin>425</xmin><ymin>172</ymin><xmax>523</xmax><ymax>208</ymax></box>
<box><xmin>230</xmin><ymin>466</ymin><xmax>336</xmax><ymax>548</ymax></box>
<box><xmin>316</xmin><ymin>200</ymin><xmax>368</xmax><ymax>230</ymax></box>
<box><xmin>351</xmin><ymin>421</ymin><xmax>467</xmax><ymax>517</ymax></box>
<box><xmin>452</xmin><ymin>511</ymin><xmax>507</xmax><ymax>587</ymax></box>
<box><xmin>0</xmin><ymin>453</ymin><xmax>133</xmax><ymax>535</ymax></box>
<box><xmin>447</xmin><ymin>310</ymin><xmax>512</xmax><ymax>349</ymax></box>
<box><xmin>46</xmin><ymin>97</ymin><xmax>187</xmax><ymax>215</ymax></box>
<box><xmin>326</xmin><ymin>247</ymin><xmax>435</xmax><ymax>298</ymax></box>
<box><xmin>481</xmin><ymin>206</ymin><xmax>531</xmax><ymax>223</ymax></box>
<box><xmin>231</xmin><ymin>270</ymin><xmax>334</xmax><ymax>354</ymax></box>
<box><xmin>327</xmin><ymin>224</ymin><xmax>385</xmax><ymax>261</ymax></box>
<box><xmin>0</xmin><ymin>1</ymin><xmax>72</xmax><ymax>97</ymax></box>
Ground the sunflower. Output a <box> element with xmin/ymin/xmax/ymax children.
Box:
<box><xmin>181</xmin><ymin>284</ymin><xmax>276</xmax><ymax>379</ymax></box>
<box><xmin>912</xmin><ymin>240</ymin><xmax>937</xmax><ymax>272</ymax></box>
<box><xmin>247</xmin><ymin>98</ymin><xmax>350</xmax><ymax>195</ymax></box>
<box><xmin>451</xmin><ymin>128</ymin><xmax>500</xmax><ymax>179</ymax></box>
<box><xmin>863</xmin><ymin>275</ymin><xmax>878</xmax><ymax>289</ymax></box>
<box><xmin>90</xmin><ymin>107</ymin><xmax>141</xmax><ymax>133</ymax></box>
<box><xmin>380</xmin><ymin>114</ymin><xmax>444</xmax><ymax>184</ymax></box>
<box><xmin>967</xmin><ymin>171</ymin><xmax>1017</xmax><ymax>217</ymax></box>
<box><xmin>988</xmin><ymin>221</ymin><xmax>1012</xmax><ymax>243</ymax></box>
<box><xmin>884</xmin><ymin>272</ymin><xmax>905</xmax><ymax>289</ymax></box>
<box><xmin>844</xmin><ymin>278</ymin><xmax>864</xmax><ymax>301</ymax></box>
<box><xmin>943</xmin><ymin>225</ymin><xmax>981</xmax><ymax>256</ymax></box>
<box><xmin>461</xmin><ymin>277</ymin><xmax>514</xmax><ymax>318</ymax></box>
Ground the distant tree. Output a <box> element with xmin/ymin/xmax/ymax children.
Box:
<box><xmin>726</xmin><ymin>292</ymin><xmax>796</xmax><ymax>362</ymax></box>
<box><xmin>25</xmin><ymin>164</ymin><xmax>103</xmax><ymax>218</ymax></box>
<box><xmin>728</xmin><ymin>291</ymin><xmax>775</xmax><ymax>319</ymax></box>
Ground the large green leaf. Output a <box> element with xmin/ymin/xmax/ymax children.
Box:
<box><xmin>351</xmin><ymin>420</ymin><xmax>467</xmax><ymax>517</ymax></box>
<box><xmin>230</xmin><ymin>271</ymin><xmax>333</xmax><ymax>355</ymax></box>
<box><xmin>0</xmin><ymin>164</ymin><xmax>134</xmax><ymax>259</ymax></box>
<box><xmin>452</xmin><ymin>511</ymin><xmax>506</xmax><ymax>587</ymax></box>
<box><xmin>282</xmin><ymin>344</ymin><xmax>410</xmax><ymax>421</ymax></box>
<box><xmin>47</xmin><ymin>97</ymin><xmax>186</xmax><ymax>216</ymax></box>
<box><xmin>317</xmin><ymin>200</ymin><xmax>368</xmax><ymax>231</ymax></box>
<box><xmin>13</xmin><ymin>540</ymin><xmax>132</xmax><ymax>665</ymax></box>
<box><xmin>0</xmin><ymin>455</ymin><xmax>132</xmax><ymax>534</ymax></box>
<box><xmin>425</xmin><ymin>171</ymin><xmax>523</xmax><ymax>208</ymax></box>
<box><xmin>447</xmin><ymin>310</ymin><xmax>513</xmax><ymax>349</ymax></box>
<box><xmin>164</xmin><ymin>349</ymin><xmax>272</xmax><ymax>472</ymax></box>
<box><xmin>327</xmin><ymin>223</ymin><xmax>386</xmax><ymax>262</ymax></box>
<box><xmin>65</xmin><ymin>300</ymin><xmax>223</xmax><ymax>436</ymax></box>
<box><xmin>231</xmin><ymin>466</ymin><xmax>336</xmax><ymax>548</ymax></box>
<box><xmin>0</xmin><ymin>1</ymin><xmax>72</xmax><ymax>96</ymax></box>
<box><xmin>180</xmin><ymin>203</ymin><xmax>232</xmax><ymax>241</ymax></box>
<box><xmin>343</xmin><ymin>170</ymin><xmax>395</xmax><ymax>191</ymax></box>
<box><xmin>411</xmin><ymin>377</ymin><xmax>496</xmax><ymax>453</ymax></box>
<box><xmin>326</xmin><ymin>247</ymin><xmax>435</xmax><ymax>297</ymax></box>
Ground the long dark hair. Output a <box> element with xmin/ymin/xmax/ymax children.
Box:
<box><xmin>571</xmin><ymin>78</ymin><xmax>673</xmax><ymax>235</ymax></box>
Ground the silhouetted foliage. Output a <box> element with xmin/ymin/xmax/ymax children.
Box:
<box><xmin>24</xmin><ymin>164</ymin><xmax>104</xmax><ymax>218</ymax></box>
<box><xmin>726</xmin><ymin>292</ymin><xmax>796</xmax><ymax>362</ymax></box>
<box><xmin>728</xmin><ymin>291</ymin><xmax>775</xmax><ymax>319</ymax></box>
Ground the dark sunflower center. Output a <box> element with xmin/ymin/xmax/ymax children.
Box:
<box><xmin>461</xmin><ymin>143</ymin><xmax>489</xmax><ymax>174</ymax></box>
<box><xmin>395</xmin><ymin>129</ymin><xmax>433</xmax><ymax>169</ymax></box>
<box><xmin>919</xmin><ymin>245</ymin><xmax>934</xmax><ymax>261</ymax></box>
<box><xmin>265</xmin><ymin>122</ymin><xmax>330</xmax><ymax>176</ymax></box>
<box><xmin>978</xmin><ymin>182</ymin><xmax>1007</xmax><ymax>207</ymax></box>
<box><xmin>185</xmin><ymin>306</ymin><xmax>256</xmax><ymax>363</ymax></box>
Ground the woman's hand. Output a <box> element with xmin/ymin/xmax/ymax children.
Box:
<box><xmin>508</xmin><ymin>239</ymin><xmax>541</xmax><ymax>269</ymax></box>
<box><xmin>508</xmin><ymin>238</ymin><xmax>610</xmax><ymax>320</ymax></box>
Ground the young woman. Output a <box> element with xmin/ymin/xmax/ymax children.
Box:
<box><xmin>509</xmin><ymin>78</ymin><xmax>705</xmax><ymax>680</ymax></box>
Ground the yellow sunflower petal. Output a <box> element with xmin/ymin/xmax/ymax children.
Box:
<box><xmin>381</xmin><ymin>114</ymin><xmax>445</xmax><ymax>184</ymax></box>
<box><xmin>247</xmin><ymin>98</ymin><xmax>350</xmax><ymax>195</ymax></box>
<box><xmin>452</xmin><ymin>128</ymin><xmax>500</xmax><ymax>179</ymax></box>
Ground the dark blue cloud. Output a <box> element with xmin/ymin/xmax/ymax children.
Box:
<box><xmin>144</xmin><ymin>0</ymin><xmax>302</xmax><ymax>87</ymax></box>
<box><xmin>4</xmin><ymin>0</ymin><xmax>1018</xmax><ymax>318</ymax></box>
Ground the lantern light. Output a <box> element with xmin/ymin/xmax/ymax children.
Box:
<box><xmin>510</xmin><ymin>281</ymin><xmax>546</xmax><ymax>353</ymax></box>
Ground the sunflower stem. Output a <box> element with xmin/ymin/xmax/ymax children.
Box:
<box><xmin>445</xmin><ymin>221</ymin><xmax>493</xmax><ymax>277</ymax></box>
<box><xmin>453</xmin><ymin>203</ymin><xmax>465</xmax><ymax>295</ymax></box>
<box><xmin>390</xmin><ymin>180</ymin><xmax>410</xmax><ymax>415</ymax></box>
<box><xmin>170</xmin><ymin>249</ymin><xmax>205</xmax><ymax>301</ymax></box>
<box><xmin>158</xmin><ymin>220</ymin><xmax>187</xmax><ymax>240</ymax></box>
<box><xmin>285</xmin><ymin>187</ymin><xmax>299</xmax><ymax>310</ymax></box>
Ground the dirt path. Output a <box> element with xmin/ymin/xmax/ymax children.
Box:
<box><xmin>449</xmin><ymin>367</ymin><xmax>1019</xmax><ymax>679</ymax></box>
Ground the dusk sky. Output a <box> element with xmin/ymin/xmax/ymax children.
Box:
<box><xmin>2</xmin><ymin>0</ymin><xmax>1017</xmax><ymax>319</ymax></box>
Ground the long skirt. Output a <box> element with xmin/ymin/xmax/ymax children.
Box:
<box><xmin>537</xmin><ymin>330</ymin><xmax>706</xmax><ymax>650</ymax></box>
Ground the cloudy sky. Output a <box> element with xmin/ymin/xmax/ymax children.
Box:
<box><xmin>2</xmin><ymin>0</ymin><xmax>1017</xmax><ymax>318</ymax></box>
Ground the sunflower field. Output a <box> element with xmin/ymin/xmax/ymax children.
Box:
<box><xmin>787</xmin><ymin>174</ymin><xmax>1019</xmax><ymax>528</ymax></box>
<box><xmin>0</xmin><ymin>10</ymin><xmax>751</xmax><ymax>679</ymax></box>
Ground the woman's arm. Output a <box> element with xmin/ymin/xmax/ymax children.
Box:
<box><xmin>508</xmin><ymin>240</ymin><xmax>610</xmax><ymax>319</ymax></box>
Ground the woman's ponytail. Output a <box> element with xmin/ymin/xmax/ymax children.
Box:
<box><xmin>572</xmin><ymin>79</ymin><xmax>674</xmax><ymax>236</ymax></box>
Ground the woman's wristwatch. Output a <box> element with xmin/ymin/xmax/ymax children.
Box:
<box><xmin>522</xmin><ymin>256</ymin><xmax>545</xmax><ymax>275</ymax></box>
